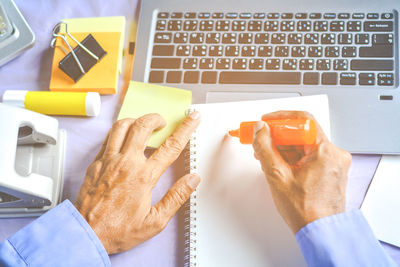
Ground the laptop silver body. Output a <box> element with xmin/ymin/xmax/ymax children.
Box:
<box><xmin>132</xmin><ymin>0</ymin><xmax>400</xmax><ymax>154</ymax></box>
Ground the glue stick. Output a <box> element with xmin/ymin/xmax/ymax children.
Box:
<box><xmin>2</xmin><ymin>90</ymin><xmax>101</xmax><ymax>116</ymax></box>
<box><xmin>229</xmin><ymin>119</ymin><xmax>317</xmax><ymax>146</ymax></box>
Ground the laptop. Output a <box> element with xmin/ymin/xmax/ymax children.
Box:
<box><xmin>132</xmin><ymin>0</ymin><xmax>400</xmax><ymax>154</ymax></box>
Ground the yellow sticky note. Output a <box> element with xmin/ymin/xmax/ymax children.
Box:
<box><xmin>118</xmin><ymin>81</ymin><xmax>192</xmax><ymax>148</ymax></box>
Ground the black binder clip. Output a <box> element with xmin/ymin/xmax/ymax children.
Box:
<box><xmin>50</xmin><ymin>22</ymin><xmax>107</xmax><ymax>82</ymax></box>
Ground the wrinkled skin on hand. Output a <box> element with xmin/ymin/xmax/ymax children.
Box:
<box><xmin>75</xmin><ymin>112</ymin><xmax>201</xmax><ymax>254</ymax></box>
<box><xmin>252</xmin><ymin>111</ymin><xmax>352</xmax><ymax>233</ymax></box>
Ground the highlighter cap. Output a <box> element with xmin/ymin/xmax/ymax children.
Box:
<box><xmin>2</xmin><ymin>90</ymin><xmax>27</xmax><ymax>108</ymax></box>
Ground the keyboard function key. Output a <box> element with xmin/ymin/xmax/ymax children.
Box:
<box><xmin>226</xmin><ymin>13</ymin><xmax>238</xmax><ymax>19</ymax></box>
<box><xmin>166</xmin><ymin>71</ymin><xmax>182</xmax><ymax>83</ymax></box>
<box><xmin>157</xmin><ymin>12</ymin><xmax>169</xmax><ymax>19</ymax></box>
<box><xmin>240</xmin><ymin>13</ymin><xmax>252</xmax><ymax>19</ymax></box>
<box><xmin>338</xmin><ymin>13</ymin><xmax>350</xmax><ymax>19</ymax></box>
<box><xmin>295</xmin><ymin>13</ymin><xmax>307</xmax><ymax>19</ymax></box>
<box><xmin>171</xmin><ymin>12</ymin><xmax>183</xmax><ymax>19</ymax></box>
<box><xmin>324</xmin><ymin>13</ymin><xmax>336</xmax><ymax>19</ymax></box>
<box><xmin>381</xmin><ymin>13</ymin><xmax>393</xmax><ymax>19</ymax></box>
<box><xmin>377</xmin><ymin>73</ymin><xmax>394</xmax><ymax>86</ymax></box>
<box><xmin>198</xmin><ymin>12</ymin><xmax>211</xmax><ymax>19</ymax></box>
<box><xmin>149</xmin><ymin>71</ymin><xmax>164</xmax><ymax>83</ymax></box>
<box><xmin>212</xmin><ymin>13</ymin><xmax>224</xmax><ymax>19</ymax></box>
<box><xmin>359</xmin><ymin>73</ymin><xmax>375</xmax><ymax>85</ymax></box>
<box><xmin>322</xmin><ymin>72</ymin><xmax>338</xmax><ymax>85</ymax></box>
<box><xmin>282</xmin><ymin>13</ymin><xmax>294</xmax><ymax>19</ymax></box>
<box><xmin>367</xmin><ymin>13</ymin><xmax>379</xmax><ymax>19</ymax></box>
<box><xmin>352</xmin><ymin>13</ymin><xmax>365</xmax><ymax>19</ymax></box>
<box><xmin>303</xmin><ymin>72</ymin><xmax>319</xmax><ymax>84</ymax></box>
<box><xmin>185</xmin><ymin>12</ymin><xmax>196</xmax><ymax>19</ymax></box>
<box><xmin>254</xmin><ymin>13</ymin><xmax>266</xmax><ymax>19</ymax></box>
<box><xmin>340</xmin><ymin>72</ymin><xmax>356</xmax><ymax>85</ymax></box>
<box><xmin>309</xmin><ymin>13</ymin><xmax>322</xmax><ymax>19</ymax></box>
<box><xmin>267</xmin><ymin>13</ymin><xmax>280</xmax><ymax>19</ymax></box>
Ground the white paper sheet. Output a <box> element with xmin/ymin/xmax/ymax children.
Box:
<box><xmin>361</xmin><ymin>155</ymin><xmax>400</xmax><ymax>248</ymax></box>
<box><xmin>190</xmin><ymin>95</ymin><xmax>330</xmax><ymax>266</ymax></box>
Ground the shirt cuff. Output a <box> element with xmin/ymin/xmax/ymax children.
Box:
<box><xmin>296</xmin><ymin>210</ymin><xmax>396</xmax><ymax>267</ymax></box>
<box><xmin>0</xmin><ymin>200</ymin><xmax>110</xmax><ymax>267</ymax></box>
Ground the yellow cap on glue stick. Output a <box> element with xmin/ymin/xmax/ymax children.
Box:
<box><xmin>2</xmin><ymin>90</ymin><xmax>101</xmax><ymax>116</ymax></box>
<box><xmin>229</xmin><ymin>119</ymin><xmax>317</xmax><ymax>146</ymax></box>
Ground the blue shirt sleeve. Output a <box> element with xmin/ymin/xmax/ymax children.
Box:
<box><xmin>0</xmin><ymin>200</ymin><xmax>110</xmax><ymax>267</ymax></box>
<box><xmin>296</xmin><ymin>209</ymin><xmax>396</xmax><ymax>267</ymax></box>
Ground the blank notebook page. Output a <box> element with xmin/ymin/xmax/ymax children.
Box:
<box><xmin>189</xmin><ymin>95</ymin><xmax>330</xmax><ymax>267</ymax></box>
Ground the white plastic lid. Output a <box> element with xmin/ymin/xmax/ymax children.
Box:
<box><xmin>2</xmin><ymin>90</ymin><xmax>27</xmax><ymax>108</ymax></box>
<box><xmin>85</xmin><ymin>92</ymin><xmax>101</xmax><ymax>116</ymax></box>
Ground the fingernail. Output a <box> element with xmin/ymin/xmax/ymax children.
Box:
<box><xmin>254</xmin><ymin>121</ymin><xmax>265</xmax><ymax>133</ymax></box>
<box><xmin>189</xmin><ymin>111</ymin><xmax>200</xmax><ymax>120</ymax></box>
<box><xmin>187</xmin><ymin>174</ymin><xmax>201</xmax><ymax>189</ymax></box>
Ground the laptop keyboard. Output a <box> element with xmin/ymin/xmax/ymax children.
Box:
<box><xmin>149</xmin><ymin>12</ymin><xmax>395</xmax><ymax>86</ymax></box>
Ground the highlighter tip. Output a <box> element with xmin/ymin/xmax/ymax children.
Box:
<box><xmin>228</xmin><ymin>129</ymin><xmax>240</xmax><ymax>138</ymax></box>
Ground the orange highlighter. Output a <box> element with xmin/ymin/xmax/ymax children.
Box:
<box><xmin>229</xmin><ymin>119</ymin><xmax>317</xmax><ymax>146</ymax></box>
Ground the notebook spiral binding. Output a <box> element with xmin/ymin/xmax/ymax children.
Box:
<box><xmin>183</xmin><ymin>108</ymin><xmax>198</xmax><ymax>267</ymax></box>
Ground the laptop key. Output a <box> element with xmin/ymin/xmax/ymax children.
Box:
<box><xmin>300</xmin><ymin>59</ymin><xmax>314</xmax><ymax>70</ymax></box>
<box><xmin>168</xmin><ymin>20</ymin><xmax>182</xmax><ymax>31</ymax></box>
<box><xmin>151</xmin><ymin>58</ymin><xmax>181</xmax><ymax>69</ymax></box>
<box><xmin>367</xmin><ymin>13</ymin><xmax>379</xmax><ymax>19</ymax></box>
<box><xmin>351</xmin><ymin>60</ymin><xmax>393</xmax><ymax>71</ymax></box>
<box><xmin>291</xmin><ymin>46</ymin><xmax>306</xmax><ymax>57</ymax></box>
<box><xmin>372</xmin><ymin>34</ymin><xmax>393</xmax><ymax>45</ymax></box>
<box><xmin>304</xmin><ymin>33</ymin><xmax>319</xmax><ymax>44</ymax></box>
<box><xmin>282</xmin><ymin>13</ymin><xmax>294</xmax><ymax>19</ymax></box>
<box><xmin>216</xmin><ymin>58</ymin><xmax>231</xmax><ymax>69</ymax></box>
<box><xmin>212</xmin><ymin>13</ymin><xmax>223</xmax><ymax>19</ymax></box>
<box><xmin>255</xmin><ymin>33</ymin><xmax>269</xmax><ymax>44</ymax></box>
<box><xmin>338</xmin><ymin>33</ymin><xmax>352</xmax><ymax>44</ymax></box>
<box><xmin>355</xmin><ymin>34</ymin><xmax>369</xmax><ymax>44</ymax></box>
<box><xmin>176</xmin><ymin>45</ymin><xmax>190</xmax><ymax>56</ymax></box>
<box><xmin>183</xmin><ymin>58</ymin><xmax>198</xmax><ymax>69</ymax></box>
<box><xmin>154</xmin><ymin>32</ymin><xmax>172</xmax><ymax>43</ymax></box>
<box><xmin>225</xmin><ymin>45</ymin><xmax>240</xmax><ymax>56</ymax></box>
<box><xmin>249</xmin><ymin>58</ymin><xmax>264</xmax><ymax>69</ymax></box>
<box><xmin>271</xmin><ymin>33</ymin><xmax>286</xmax><ymax>44</ymax></box>
<box><xmin>321</xmin><ymin>33</ymin><xmax>336</xmax><ymax>44</ymax></box>
<box><xmin>334</xmin><ymin>59</ymin><xmax>348</xmax><ymax>70</ymax></box>
<box><xmin>303</xmin><ymin>72</ymin><xmax>319</xmax><ymax>84</ymax></box>
<box><xmin>193</xmin><ymin>45</ymin><xmax>207</xmax><ymax>56</ymax></box>
<box><xmin>266</xmin><ymin>59</ymin><xmax>281</xmax><ymax>69</ymax></box>
<box><xmin>267</xmin><ymin>13</ymin><xmax>280</xmax><ymax>19</ymax></box>
<box><xmin>149</xmin><ymin>71</ymin><xmax>164</xmax><ymax>83</ymax></box>
<box><xmin>364</xmin><ymin>21</ymin><xmax>393</xmax><ymax>32</ymax></box>
<box><xmin>254</xmin><ymin>13</ymin><xmax>266</xmax><ymax>19</ymax></box>
<box><xmin>330</xmin><ymin>21</ymin><xmax>344</xmax><ymax>32</ymax></box>
<box><xmin>316</xmin><ymin>59</ymin><xmax>331</xmax><ymax>70</ymax></box>
<box><xmin>347</xmin><ymin>21</ymin><xmax>361</xmax><ymax>31</ymax></box>
<box><xmin>352</xmin><ymin>13</ymin><xmax>365</xmax><ymax>19</ymax></box>
<box><xmin>184</xmin><ymin>71</ymin><xmax>200</xmax><ymax>83</ymax></box>
<box><xmin>219</xmin><ymin>71</ymin><xmax>301</xmax><ymax>84</ymax></box>
<box><xmin>190</xmin><ymin>33</ymin><xmax>204</xmax><ymax>43</ymax></box>
<box><xmin>239</xmin><ymin>33</ymin><xmax>253</xmax><ymax>44</ymax></box>
<box><xmin>201</xmin><ymin>71</ymin><xmax>218</xmax><ymax>83</ymax></box>
<box><xmin>295</xmin><ymin>13</ymin><xmax>307</xmax><ymax>19</ymax></box>
<box><xmin>340</xmin><ymin>72</ymin><xmax>356</xmax><ymax>85</ymax></box>
<box><xmin>184</xmin><ymin>20</ymin><xmax>198</xmax><ymax>31</ymax></box>
<box><xmin>157</xmin><ymin>12</ymin><xmax>169</xmax><ymax>19</ymax></box>
<box><xmin>359</xmin><ymin>73</ymin><xmax>375</xmax><ymax>85</ymax></box>
<box><xmin>381</xmin><ymin>13</ymin><xmax>393</xmax><ymax>19</ymax></box>
<box><xmin>322</xmin><ymin>72</ymin><xmax>337</xmax><ymax>85</ymax></box>
<box><xmin>240</xmin><ymin>13</ymin><xmax>252</xmax><ymax>19</ymax></box>
<box><xmin>156</xmin><ymin>20</ymin><xmax>167</xmax><ymax>31</ymax></box>
<box><xmin>342</xmin><ymin>46</ymin><xmax>357</xmax><ymax>57</ymax></box>
<box><xmin>232</xmin><ymin>58</ymin><xmax>247</xmax><ymax>69</ymax></box>
<box><xmin>248</xmin><ymin>21</ymin><xmax>262</xmax><ymax>31</ymax></box>
<box><xmin>288</xmin><ymin>33</ymin><xmax>302</xmax><ymax>44</ymax></box>
<box><xmin>242</xmin><ymin>46</ymin><xmax>256</xmax><ymax>56</ymax></box>
<box><xmin>359</xmin><ymin>45</ymin><xmax>393</xmax><ymax>58</ymax></box>
<box><xmin>275</xmin><ymin>46</ymin><xmax>289</xmax><ymax>57</ymax></box>
<box><xmin>226</xmin><ymin>13</ymin><xmax>238</xmax><ymax>19</ymax></box>
<box><xmin>314</xmin><ymin>21</ymin><xmax>328</xmax><ymax>31</ymax></box>
<box><xmin>338</xmin><ymin>13</ymin><xmax>350</xmax><ymax>19</ymax></box>
<box><xmin>209</xmin><ymin>45</ymin><xmax>223</xmax><ymax>56</ymax></box>
<box><xmin>310</xmin><ymin>13</ymin><xmax>322</xmax><ymax>19</ymax></box>
<box><xmin>166</xmin><ymin>71</ymin><xmax>182</xmax><ymax>83</ymax></box>
<box><xmin>200</xmin><ymin>20</ymin><xmax>214</xmax><ymax>31</ymax></box>
<box><xmin>297</xmin><ymin>21</ymin><xmax>312</xmax><ymax>31</ymax></box>
<box><xmin>185</xmin><ymin>12</ymin><xmax>196</xmax><ymax>19</ymax></box>
<box><xmin>216</xmin><ymin>20</ymin><xmax>230</xmax><ymax>31</ymax></box>
<box><xmin>281</xmin><ymin>21</ymin><xmax>295</xmax><ymax>31</ymax></box>
<box><xmin>199</xmin><ymin>58</ymin><xmax>214</xmax><ymax>69</ymax></box>
<box><xmin>206</xmin><ymin>33</ymin><xmax>221</xmax><ymax>44</ymax></box>
<box><xmin>198</xmin><ymin>13</ymin><xmax>210</xmax><ymax>19</ymax></box>
<box><xmin>377</xmin><ymin>73</ymin><xmax>394</xmax><ymax>86</ymax></box>
<box><xmin>258</xmin><ymin>46</ymin><xmax>273</xmax><ymax>57</ymax></box>
<box><xmin>325</xmin><ymin>46</ymin><xmax>340</xmax><ymax>57</ymax></box>
<box><xmin>232</xmin><ymin>20</ymin><xmax>246</xmax><ymax>31</ymax></box>
<box><xmin>152</xmin><ymin>45</ymin><xmax>174</xmax><ymax>56</ymax></box>
<box><xmin>222</xmin><ymin>33</ymin><xmax>237</xmax><ymax>44</ymax></box>
<box><xmin>174</xmin><ymin>32</ymin><xmax>188</xmax><ymax>43</ymax></box>
<box><xmin>282</xmin><ymin>59</ymin><xmax>298</xmax><ymax>70</ymax></box>
<box><xmin>264</xmin><ymin>21</ymin><xmax>279</xmax><ymax>31</ymax></box>
<box><xmin>308</xmin><ymin>46</ymin><xmax>323</xmax><ymax>57</ymax></box>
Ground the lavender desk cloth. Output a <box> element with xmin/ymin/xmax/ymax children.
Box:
<box><xmin>0</xmin><ymin>0</ymin><xmax>399</xmax><ymax>266</ymax></box>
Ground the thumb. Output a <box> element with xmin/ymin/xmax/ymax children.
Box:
<box><xmin>252</xmin><ymin>121</ymin><xmax>290</xmax><ymax>181</ymax></box>
<box><xmin>149</xmin><ymin>174</ymin><xmax>200</xmax><ymax>228</ymax></box>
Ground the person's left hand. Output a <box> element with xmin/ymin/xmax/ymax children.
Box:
<box><xmin>74</xmin><ymin>112</ymin><xmax>201</xmax><ymax>254</ymax></box>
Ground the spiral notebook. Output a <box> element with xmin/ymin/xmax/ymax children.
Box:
<box><xmin>184</xmin><ymin>95</ymin><xmax>331</xmax><ymax>267</ymax></box>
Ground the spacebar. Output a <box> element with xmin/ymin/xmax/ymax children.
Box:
<box><xmin>219</xmin><ymin>72</ymin><xmax>301</xmax><ymax>84</ymax></box>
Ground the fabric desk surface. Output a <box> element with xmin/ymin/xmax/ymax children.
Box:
<box><xmin>0</xmin><ymin>1</ymin><xmax>399</xmax><ymax>266</ymax></box>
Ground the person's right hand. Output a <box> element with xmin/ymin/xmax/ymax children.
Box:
<box><xmin>252</xmin><ymin>111</ymin><xmax>352</xmax><ymax>234</ymax></box>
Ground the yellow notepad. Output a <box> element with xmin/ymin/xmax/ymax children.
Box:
<box><xmin>118</xmin><ymin>81</ymin><xmax>192</xmax><ymax>148</ymax></box>
<box><xmin>49</xmin><ymin>16</ymin><xmax>126</xmax><ymax>95</ymax></box>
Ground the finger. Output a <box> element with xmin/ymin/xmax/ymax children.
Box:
<box><xmin>94</xmin><ymin>132</ymin><xmax>110</xmax><ymax>161</ymax></box>
<box><xmin>104</xmin><ymin>118</ymin><xmax>136</xmax><ymax>157</ymax></box>
<box><xmin>252</xmin><ymin>121</ymin><xmax>291</xmax><ymax>181</ymax></box>
<box><xmin>261</xmin><ymin>110</ymin><xmax>328</xmax><ymax>143</ymax></box>
<box><xmin>148</xmin><ymin>111</ymin><xmax>201</xmax><ymax>180</ymax></box>
<box><xmin>121</xmin><ymin>113</ymin><xmax>166</xmax><ymax>154</ymax></box>
<box><xmin>147</xmin><ymin>174</ymin><xmax>200</xmax><ymax>230</ymax></box>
